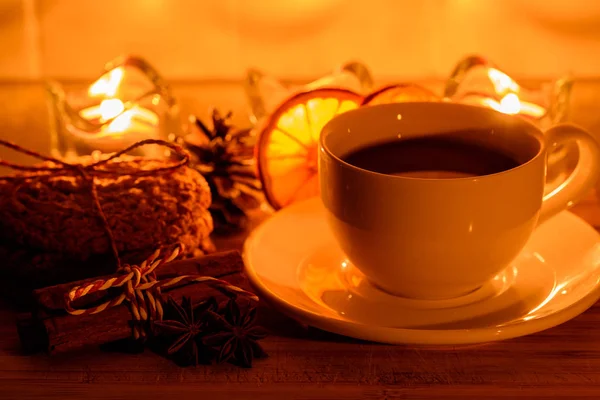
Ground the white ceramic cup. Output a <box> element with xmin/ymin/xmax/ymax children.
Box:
<box><xmin>319</xmin><ymin>102</ymin><xmax>600</xmax><ymax>300</ymax></box>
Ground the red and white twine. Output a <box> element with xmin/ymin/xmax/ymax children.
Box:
<box><xmin>64</xmin><ymin>244</ymin><xmax>258</xmax><ymax>339</ymax></box>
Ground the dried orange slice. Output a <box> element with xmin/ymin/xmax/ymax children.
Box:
<box><xmin>362</xmin><ymin>83</ymin><xmax>440</xmax><ymax>106</ymax></box>
<box><xmin>256</xmin><ymin>88</ymin><xmax>362</xmax><ymax>210</ymax></box>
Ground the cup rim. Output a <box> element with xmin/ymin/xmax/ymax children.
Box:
<box><xmin>320</xmin><ymin>102</ymin><xmax>545</xmax><ymax>182</ymax></box>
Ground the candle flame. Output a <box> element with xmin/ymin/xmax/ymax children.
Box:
<box><xmin>478</xmin><ymin>69</ymin><xmax>547</xmax><ymax>118</ymax></box>
<box><xmin>498</xmin><ymin>93</ymin><xmax>521</xmax><ymax>115</ymax></box>
<box><xmin>88</xmin><ymin>67</ymin><xmax>124</xmax><ymax>97</ymax></box>
<box><xmin>107</xmin><ymin>106</ymin><xmax>159</xmax><ymax>134</ymax></box>
<box><xmin>107</xmin><ymin>112</ymin><xmax>133</xmax><ymax>133</ymax></box>
<box><xmin>477</xmin><ymin>93</ymin><xmax>545</xmax><ymax>118</ymax></box>
<box><xmin>99</xmin><ymin>99</ymin><xmax>125</xmax><ymax>121</ymax></box>
<box><xmin>481</xmin><ymin>93</ymin><xmax>524</xmax><ymax>115</ymax></box>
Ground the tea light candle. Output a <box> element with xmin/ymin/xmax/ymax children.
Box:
<box><xmin>461</xmin><ymin>92</ymin><xmax>547</xmax><ymax>118</ymax></box>
<box><xmin>470</xmin><ymin>68</ymin><xmax>547</xmax><ymax>118</ymax></box>
<box><xmin>73</xmin><ymin>99</ymin><xmax>160</xmax><ymax>154</ymax></box>
<box><xmin>48</xmin><ymin>55</ymin><xmax>180</xmax><ymax>161</ymax></box>
<box><xmin>445</xmin><ymin>57</ymin><xmax>555</xmax><ymax>122</ymax></box>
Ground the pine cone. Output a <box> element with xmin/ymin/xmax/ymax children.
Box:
<box><xmin>181</xmin><ymin>109</ymin><xmax>263</xmax><ymax>233</ymax></box>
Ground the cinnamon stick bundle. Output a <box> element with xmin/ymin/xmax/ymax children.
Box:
<box><xmin>17</xmin><ymin>251</ymin><xmax>248</xmax><ymax>354</ymax></box>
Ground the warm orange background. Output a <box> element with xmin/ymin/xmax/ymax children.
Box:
<box><xmin>2</xmin><ymin>0</ymin><xmax>600</xmax><ymax>81</ymax></box>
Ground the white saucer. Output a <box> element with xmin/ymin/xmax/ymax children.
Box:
<box><xmin>243</xmin><ymin>197</ymin><xmax>600</xmax><ymax>345</ymax></box>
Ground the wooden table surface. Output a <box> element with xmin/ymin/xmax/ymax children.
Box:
<box><xmin>2</xmin><ymin>194</ymin><xmax>600</xmax><ymax>400</ymax></box>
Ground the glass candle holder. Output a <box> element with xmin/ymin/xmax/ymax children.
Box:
<box><xmin>244</xmin><ymin>61</ymin><xmax>373</xmax><ymax>124</ymax></box>
<box><xmin>47</xmin><ymin>55</ymin><xmax>181</xmax><ymax>161</ymax></box>
<box><xmin>444</xmin><ymin>55</ymin><xmax>573</xmax><ymax>129</ymax></box>
<box><xmin>444</xmin><ymin>55</ymin><xmax>575</xmax><ymax>189</ymax></box>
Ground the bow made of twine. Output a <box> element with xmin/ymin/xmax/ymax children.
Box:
<box><xmin>0</xmin><ymin>138</ymin><xmax>190</xmax><ymax>269</ymax></box>
<box><xmin>64</xmin><ymin>243</ymin><xmax>258</xmax><ymax>339</ymax></box>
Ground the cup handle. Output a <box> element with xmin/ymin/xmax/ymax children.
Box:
<box><xmin>539</xmin><ymin>123</ymin><xmax>600</xmax><ymax>224</ymax></box>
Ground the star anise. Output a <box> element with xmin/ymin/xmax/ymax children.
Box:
<box><xmin>203</xmin><ymin>298</ymin><xmax>268</xmax><ymax>368</ymax></box>
<box><xmin>153</xmin><ymin>296</ymin><xmax>217</xmax><ymax>366</ymax></box>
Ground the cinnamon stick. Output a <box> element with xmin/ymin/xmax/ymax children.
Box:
<box><xmin>17</xmin><ymin>251</ymin><xmax>249</xmax><ymax>354</ymax></box>
<box><xmin>32</xmin><ymin>250</ymin><xmax>244</xmax><ymax>311</ymax></box>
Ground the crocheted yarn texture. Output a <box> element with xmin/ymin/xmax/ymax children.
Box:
<box><xmin>0</xmin><ymin>156</ymin><xmax>214</xmax><ymax>290</ymax></box>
